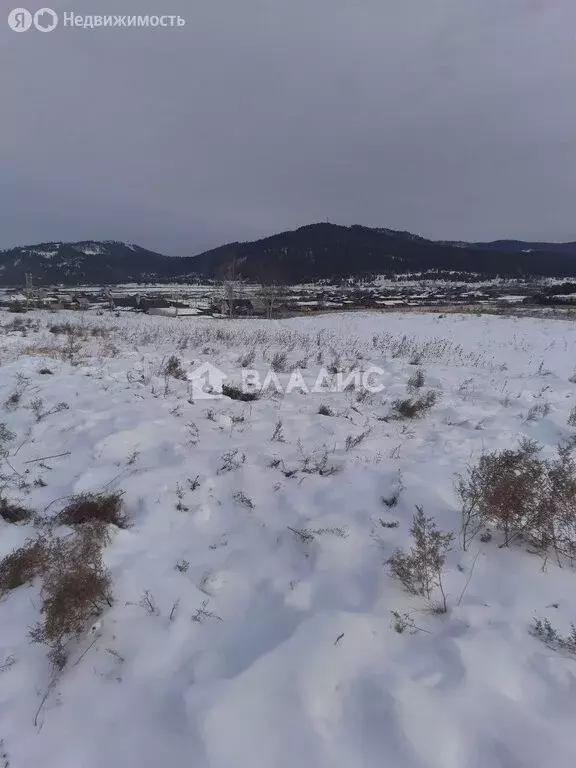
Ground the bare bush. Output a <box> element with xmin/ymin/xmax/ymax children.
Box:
<box><xmin>0</xmin><ymin>537</ymin><xmax>47</xmax><ymax>596</ymax></box>
<box><xmin>271</xmin><ymin>350</ymin><xmax>288</xmax><ymax>372</ymax></box>
<box><xmin>288</xmin><ymin>525</ymin><xmax>347</xmax><ymax>542</ymax></box>
<box><xmin>62</xmin><ymin>330</ymin><xmax>83</xmax><ymax>364</ymax></box>
<box><xmin>525</xmin><ymin>402</ymin><xmax>551</xmax><ymax>422</ymax></box>
<box><xmin>318</xmin><ymin>404</ymin><xmax>333</xmax><ymax>416</ymax></box>
<box><xmin>387</xmin><ymin>506</ymin><xmax>453</xmax><ymax>611</ymax></box>
<box><xmin>287</xmin><ymin>526</ymin><xmax>315</xmax><ymax>543</ymax></box>
<box><xmin>379</xmin><ymin>518</ymin><xmax>400</xmax><ymax>528</ymax></box>
<box><xmin>136</xmin><ymin>590</ymin><xmax>160</xmax><ymax>617</ymax></box>
<box><xmin>456</xmin><ymin>440</ymin><xmax>545</xmax><ymax>548</ymax></box>
<box><xmin>390</xmin><ymin>610</ymin><xmax>419</xmax><ymax>634</ymax></box>
<box><xmin>456</xmin><ymin>468</ymin><xmax>485</xmax><ymax>552</ymax></box>
<box><xmin>298</xmin><ymin>443</ymin><xmax>339</xmax><ymax>476</ymax></box>
<box><xmin>233</xmin><ymin>491</ymin><xmax>254</xmax><ymax>510</ymax></box>
<box><xmin>0</xmin><ymin>496</ymin><xmax>33</xmax><ymax>524</ymax></box>
<box><xmin>191</xmin><ymin>599</ymin><xmax>222</xmax><ymax>624</ymax></box>
<box><xmin>237</xmin><ymin>349</ymin><xmax>256</xmax><ymax>368</ymax></box>
<box><xmin>188</xmin><ymin>475</ymin><xmax>201</xmax><ymax>491</ymax></box>
<box><xmin>49</xmin><ymin>323</ymin><xmax>75</xmax><ymax>335</ymax></box>
<box><xmin>56</xmin><ymin>492</ymin><xmax>129</xmax><ymax>529</ymax></box>
<box><xmin>0</xmin><ymin>423</ymin><xmax>15</xmax><ymax>454</ymax></box>
<box><xmin>327</xmin><ymin>354</ymin><xmax>342</xmax><ymax>375</ymax></box>
<box><xmin>407</xmin><ymin>369</ymin><xmax>425</xmax><ymax>393</ymax></box>
<box><xmin>0</xmin><ymin>655</ymin><xmax>16</xmax><ymax>673</ymax></box>
<box><xmin>163</xmin><ymin>355</ymin><xmax>186</xmax><ymax>380</ymax></box>
<box><xmin>187</xmin><ymin>423</ymin><xmax>200</xmax><ymax>445</ymax></box>
<box><xmin>381</xmin><ymin>472</ymin><xmax>404</xmax><ymax>509</ymax></box>
<box><xmin>531</xmin><ymin>617</ymin><xmax>576</xmax><ymax>654</ymax></box>
<box><xmin>457</xmin><ymin>441</ymin><xmax>576</xmax><ymax>561</ymax></box>
<box><xmin>541</xmin><ymin>446</ymin><xmax>576</xmax><ymax>562</ymax></box>
<box><xmin>175</xmin><ymin>484</ymin><xmax>189</xmax><ymax>512</ymax></box>
<box><xmin>271</xmin><ymin>420</ymin><xmax>285</xmax><ymax>442</ymax></box>
<box><xmin>391</xmin><ymin>391</ymin><xmax>438</xmax><ymax>419</ymax></box>
<box><xmin>345</xmin><ymin>429</ymin><xmax>371</xmax><ymax>451</ymax></box>
<box><xmin>4</xmin><ymin>391</ymin><xmax>21</xmax><ymax>410</ymax></box>
<box><xmin>568</xmin><ymin>407</ymin><xmax>576</xmax><ymax>427</ymax></box>
<box><xmin>382</xmin><ymin>493</ymin><xmax>400</xmax><ymax>509</ymax></box>
<box><xmin>222</xmin><ymin>383</ymin><xmax>259</xmax><ymax>402</ymax></box>
<box><xmin>28</xmin><ymin>398</ymin><xmax>69</xmax><ymax>422</ymax></box>
<box><xmin>217</xmin><ymin>449</ymin><xmax>246</xmax><ymax>474</ymax></box>
<box><xmin>29</xmin><ymin>526</ymin><xmax>113</xmax><ymax>669</ymax></box>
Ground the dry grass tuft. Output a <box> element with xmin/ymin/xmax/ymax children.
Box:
<box><xmin>407</xmin><ymin>369</ymin><xmax>426</xmax><ymax>392</ymax></box>
<box><xmin>56</xmin><ymin>492</ymin><xmax>129</xmax><ymax>529</ymax></box>
<box><xmin>0</xmin><ymin>497</ymin><xmax>34</xmax><ymax>524</ymax></box>
<box><xmin>29</xmin><ymin>526</ymin><xmax>113</xmax><ymax>668</ymax></box>
<box><xmin>222</xmin><ymin>383</ymin><xmax>259</xmax><ymax>402</ymax></box>
<box><xmin>0</xmin><ymin>537</ymin><xmax>48</xmax><ymax>595</ymax></box>
<box><xmin>391</xmin><ymin>391</ymin><xmax>438</xmax><ymax>419</ymax></box>
<box><xmin>163</xmin><ymin>355</ymin><xmax>187</xmax><ymax>380</ymax></box>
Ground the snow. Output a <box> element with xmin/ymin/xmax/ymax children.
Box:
<box><xmin>500</xmin><ymin>295</ymin><xmax>527</xmax><ymax>303</ymax></box>
<box><xmin>74</xmin><ymin>244</ymin><xmax>107</xmax><ymax>256</ymax></box>
<box><xmin>1</xmin><ymin>309</ymin><xmax>576</xmax><ymax>767</ymax></box>
<box><xmin>29</xmin><ymin>250</ymin><xmax>58</xmax><ymax>260</ymax></box>
<box><xmin>147</xmin><ymin>307</ymin><xmax>204</xmax><ymax>317</ymax></box>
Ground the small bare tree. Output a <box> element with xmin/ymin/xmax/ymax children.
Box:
<box><xmin>457</xmin><ymin>439</ymin><xmax>546</xmax><ymax>548</ymax></box>
<box><xmin>456</xmin><ymin>467</ymin><xmax>485</xmax><ymax>551</ymax></box>
<box><xmin>456</xmin><ymin>441</ymin><xmax>576</xmax><ymax>565</ymax></box>
<box><xmin>257</xmin><ymin>279</ymin><xmax>283</xmax><ymax>319</ymax></box>
<box><xmin>256</xmin><ymin>262</ymin><xmax>285</xmax><ymax>319</ymax></box>
<box><xmin>387</xmin><ymin>506</ymin><xmax>453</xmax><ymax>612</ymax></box>
<box><xmin>219</xmin><ymin>257</ymin><xmax>243</xmax><ymax>318</ymax></box>
<box><xmin>539</xmin><ymin>445</ymin><xmax>576</xmax><ymax>564</ymax></box>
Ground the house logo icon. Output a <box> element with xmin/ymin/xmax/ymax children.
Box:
<box><xmin>188</xmin><ymin>362</ymin><xmax>227</xmax><ymax>400</ymax></box>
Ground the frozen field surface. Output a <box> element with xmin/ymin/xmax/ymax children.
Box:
<box><xmin>1</xmin><ymin>310</ymin><xmax>576</xmax><ymax>767</ymax></box>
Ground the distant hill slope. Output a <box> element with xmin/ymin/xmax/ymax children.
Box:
<box><xmin>0</xmin><ymin>241</ymin><xmax>180</xmax><ymax>286</ymax></box>
<box><xmin>469</xmin><ymin>240</ymin><xmax>576</xmax><ymax>254</ymax></box>
<box><xmin>191</xmin><ymin>224</ymin><xmax>576</xmax><ymax>282</ymax></box>
<box><xmin>1</xmin><ymin>225</ymin><xmax>576</xmax><ymax>286</ymax></box>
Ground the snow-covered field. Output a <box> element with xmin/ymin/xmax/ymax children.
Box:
<box><xmin>1</xmin><ymin>309</ymin><xmax>576</xmax><ymax>767</ymax></box>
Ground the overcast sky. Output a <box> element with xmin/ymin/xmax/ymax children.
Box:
<box><xmin>1</xmin><ymin>0</ymin><xmax>576</xmax><ymax>255</ymax></box>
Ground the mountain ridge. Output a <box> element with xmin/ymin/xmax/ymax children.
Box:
<box><xmin>189</xmin><ymin>223</ymin><xmax>576</xmax><ymax>282</ymax></box>
<box><xmin>1</xmin><ymin>224</ymin><xmax>576</xmax><ymax>285</ymax></box>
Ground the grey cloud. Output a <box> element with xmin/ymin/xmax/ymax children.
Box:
<box><xmin>1</xmin><ymin>0</ymin><xmax>576</xmax><ymax>254</ymax></box>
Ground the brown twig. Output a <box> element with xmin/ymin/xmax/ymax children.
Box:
<box><xmin>71</xmin><ymin>636</ymin><xmax>98</xmax><ymax>668</ymax></box>
<box><xmin>24</xmin><ymin>451</ymin><xmax>71</xmax><ymax>465</ymax></box>
<box><xmin>457</xmin><ymin>550</ymin><xmax>481</xmax><ymax>607</ymax></box>
<box><xmin>34</xmin><ymin>676</ymin><xmax>58</xmax><ymax>729</ymax></box>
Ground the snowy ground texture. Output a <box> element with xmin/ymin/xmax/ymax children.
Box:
<box><xmin>1</xmin><ymin>309</ymin><xmax>576</xmax><ymax>767</ymax></box>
